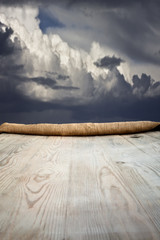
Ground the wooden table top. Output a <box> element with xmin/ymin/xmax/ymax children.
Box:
<box><xmin>0</xmin><ymin>131</ymin><xmax>160</xmax><ymax>240</ymax></box>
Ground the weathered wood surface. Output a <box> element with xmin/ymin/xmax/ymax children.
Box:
<box><xmin>0</xmin><ymin>132</ymin><xmax>160</xmax><ymax>240</ymax></box>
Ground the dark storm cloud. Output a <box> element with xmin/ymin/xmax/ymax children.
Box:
<box><xmin>132</xmin><ymin>74</ymin><xmax>160</xmax><ymax>97</ymax></box>
<box><xmin>0</xmin><ymin>69</ymin><xmax>160</xmax><ymax>124</ymax></box>
<box><xmin>1</xmin><ymin>0</ymin><xmax>160</xmax><ymax>65</ymax></box>
<box><xmin>0</xmin><ymin>0</ymin><xmax>159</xmax><ymax>16</ymax></box>
<box><xmin>56</xmin><ymin>74</ymin><xmax>69</xmax><ymax>80</ymax></box>
<box><xmin>101</xmin><ymin>9</ymin><xmax>160</xmax><ymax>65</ymax></box>
<box><xmin>0</xmin><ymin>21</ymin><xmax>24</xmax><ymax>78</ymax></box>
<box><xmin>93</xmin><ymin>57</ymin><xmax>160</xmax><ymax>99</ymax></box>
<box><xmin>43</xmin><ymin>71</ymin><xmax>70</xmax><ymax>81</ymax></box>
<box><xmin>106</xmin><ymin>68</ymin><xmax>131</xmax><ymax>97</ymax></box>
<box><xmin>1</xmin><ymin>0</ymin><xmax>160</xmax><ymax>13</ymax></box>
<box><xmin>31</xmin><ymin>77</ymin><xmax>79</xmax><ymax>90</ymax></box>
<box><xmin>0</xmin><ymin>22</ymin><xmax>159</xmax><ymax>124</ymax></box>
<box><xmin>0</xmin><ymin>0</ymin><xmax>156</xmax><ymax>7</ymax></box>
<box><xmin>1</xmin><ymin>70</ymin><xmax>160</xmax><ymax>124</ymax></box>
<box><xmin>0</xmin><ymin>19</ymin><xmax>77</xmax><ymax>121</ymax></box>
<box><xmin>0</xmin><ymin>22</ymin><xmax>14</xmax><ymax>55</ymax></box>
<box><xmin>69</xmin><ymin>68</ymin><xmax>160</xmax><ymax>123</ymax></box>
<box><xmin>70</xmin><ymin>95</ymin><xmax>160</xmax><ymax>123</ymax></box>
<box><xmin>30</xmin><ymin>77</ymin><xmax>56</xmax><ymax>89</ymax></box>
<box><xmin>63</xmin><ymin>0</ymin><xmax>160</xmax><ymax>65</ymax></box>
<box><xmin>94</xmin><ymin>56</ymin><xmax>125</xmax><ymax>70</ymax></box>
<box><xmin>1</xmin><ymin>30</ymin><xmax>160</xmax><ymax>123</ymax></box>
<box><xmin>0</xmin><ymin>1</ymin><xmax>160</xmax><ymax>123</ymax></box>
<box><xmin>0</xmin><ymin>73</ymin><xmax>78</xmax><ymax>114</ymax></box>
<box><xmin>132</xmin><ymin>74</ymin><xmax>152</xmax><ymax>97</ymax></box>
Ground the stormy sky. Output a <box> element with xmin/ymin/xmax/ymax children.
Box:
<box><xmin>0</xmin><ymin>0</ymin><xmax>160</xmax><ymax>124</ymax></box>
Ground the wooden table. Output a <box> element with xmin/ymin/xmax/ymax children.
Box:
<box><xmin>0</xmin><ymin>131</ymin><xmax>160</xmax><ymax>240</ymax></box>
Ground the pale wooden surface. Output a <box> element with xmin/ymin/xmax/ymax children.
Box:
<box><xmin>0</xmin><ymin>132</ymin><xmax>160</xmax><ymax>240</ymax></box>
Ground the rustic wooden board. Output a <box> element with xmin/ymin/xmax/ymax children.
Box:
<box><xmin>0</xmin><ymin>132</ymin><xmax>160</xmax><ymax>240</ymax></box>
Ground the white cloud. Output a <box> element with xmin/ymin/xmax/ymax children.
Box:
<box><xmin>0</xmin><ymin>5</ymin><xmax>39</xmax><ymax>32</ymax></box>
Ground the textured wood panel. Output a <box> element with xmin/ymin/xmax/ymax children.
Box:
<box><xmin>0</xmin><ymin>132</ymin><xmax>160</xmax><ymax>240</ymax></box>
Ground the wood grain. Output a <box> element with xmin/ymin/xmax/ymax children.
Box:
<box><xmin>0</xmin><ymin>132</ymin><xmax>160</xmax><ymax>240</ymax></box>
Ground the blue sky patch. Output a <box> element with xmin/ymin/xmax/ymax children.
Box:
<box><xmin>37</xmin><ymin>8</ymin><xmax>65</xmax><ymax>33</ymax></box>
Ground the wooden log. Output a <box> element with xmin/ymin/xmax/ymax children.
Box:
<box><xmin>0</xmin><ymin>121</ymin><xmax>159</xmax><ymax>136</ymax></box>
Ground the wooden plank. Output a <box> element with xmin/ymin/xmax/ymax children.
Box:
<box><xmin>0</xmin><ymin>135</ymin><xmax>46</xmax><ymax>195</ymax></box>
<box><xmin>63</xmin><ymin>136</ymin><xmax>160</xmax><ymax>240</ymax></box>
<box><xmin>146</xmin><ymin>131</ymin><xmax>160</xmax><ymax>140</ymax></box>
<box><xmin>122</xmin><ymin>133</ymin><xmax>160</xmax><ymax>160</ymax></box>
<box><xmin>0</xmin><ymin>135</ymin><xmax>72</xmax><ymax>240</ymax></box>
<box><xmin>0</xmin><ymin>133</ymin><xmax>160</xmax><ymax>239</ymax></box>
<box><xmin>0</xmin><ymin>133</ymin><xmax>27</xmax><ymax>151</ymax></box>
<box><xmin>0</xmin><ymin>134</ymin><xmax>40</xmax><ymax>164</ymax></box>
<box><xmin>98</xmin><ymin>134</ymin><xmax>160</xmax><ymax>234</ymax></box>
<box><xmin>64</xmin><ymin>137</ymin><xmax>112</xmax><ymax>240</ymax></box>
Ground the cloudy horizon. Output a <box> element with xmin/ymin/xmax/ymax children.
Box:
<box><xmin>0</xmin><ymin>0</ymin><xmax>160</xmax><ymax>124</ymax></box>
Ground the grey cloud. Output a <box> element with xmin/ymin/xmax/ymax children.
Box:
<box><xmin>0</xmin><ymin>27</ymin><xmax>159</xmax><ymax>123</ymax></box>
<box><xmin>99</xmin><ymin>4</ymin><xmax>160</xmax><ymax>65</ymax></box>
<box><xmin>0</xmin><ymin>0</ymin><xmax>157</xmax><ymax>7</ymax></box>
<box><xmin>0</xmin><ymin>22</ymin><xmax>14</xmax><ymax>55</ymax></box>
<box><xmin>0</xmin><ymin>68</ymin><xmax>160</xmax><ymax>124</ymax></box>
<box><xmin>68</xmin><ymin>1</ymin><xmax>160</xmax><ymax>66</ymax></box>
<box><xmin>93</xmin><ymin>56</ymin><xmax>160</xmax><ymax>99</ymax></box>
<box><xmin>0</xmin><ymin>6</ymin><xmax>160</xmax><ymax>124</ymax></box>
<box><xmin>132</xmin><ymin>74</ymin><xmax>152</xmax><ymax>97</ymax></box>
<box><xmin>53</xmin><ymin>1</ymin><xmax>160</xmax><ymax>65</ymax></box>
<box><xmin>0</xmin><ymin>74</ymin><xmax>76</xmax><ymax>114</ymax></box>
<box><xmin>30</xmin><ymin>77</ymin><xmax>57</xmax><ymax>89</ymax></box>
<box><xmin>44</xmin><ymin>71</ymin><xmax>70</xmax><ymax>80</ymax></box>
<box><xmin>31</xmin><ymin>77</ymin><xmax>79</xmax><ymax>90</ymax></box>
<box><xmin>132</xmin><ymin>73</ymin><xmax>160</xmax><ymax>98</ymax></box>
<box><xmin>56</xmin><ymin>74</ymin><xmax>69</xmax><ymax>80</ymax></box>
<box><xmin>0</xmin><ymin>21</ymin><xmax>24</xmax><ymax>78</ymax></box>
<box><xmin>151</xmin><ymin>81</ymin><xmax>160</xmax><ymax>90</ymax></box>
<box><xmin>94</xmin><ymin>56</ymin><xmax>125</xmax><ymax>70</ymax></box>
<box><xmin>52</xmin><ymin>86</ymin><xmax>79</xmax><ymax>90</ymax></box>
<box><xmin>105</xmin><ymin>15</ymin><xmax>160</xmax><ymax>65</ymax></box>
<box><xmin>1</xmin><ymin>0</ymin><xmax>160</xmax><ymax>66</ymax></box>
<box><xmin>106</xmin><ymin>68</ymin><xmax>131</xmax><ymax>98</ymax></box>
